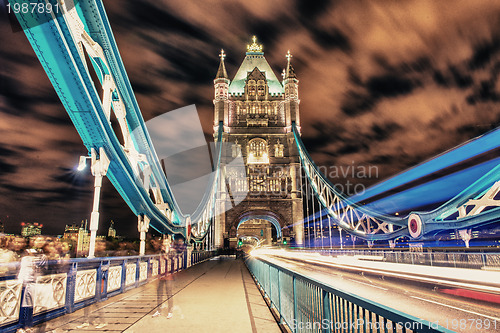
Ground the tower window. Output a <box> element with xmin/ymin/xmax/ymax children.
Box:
<box><xmin>257</xmin><ymin>85</ymin><xmax>265</xmax><ymax>96</ymax></box>
<box><xmin>247</xmin><ymin>138</ymin><xmax>269</xmax><ymax>164</ymax></box>
<box><xmin>247</xmin><ymin>79</ymin><xmax>256</xmax><ymax>96</ymax></box>
<box><xmin>274</xmin><ymin>139</ymin><xmax>284</xmax><ymax>158</ymax></box>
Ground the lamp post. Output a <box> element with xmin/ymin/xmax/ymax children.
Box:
<box><xmin>339</xmin><ymin>227</ymin><xmax>343</xmax><ymax>250</ymax></box>
<box><xmin>78</xmin><ymin>147</ymin><xmax>110</xmax><ymax>259</ymax></box>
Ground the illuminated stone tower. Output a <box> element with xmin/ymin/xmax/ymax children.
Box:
<box><xmin>213</xmin><ymin>37</ymin><xmax>304</xmax><ymax>248</ymax></box>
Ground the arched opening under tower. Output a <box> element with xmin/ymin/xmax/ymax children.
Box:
<box><xmin>236</xmin><ymin>215</ymin><xmax>281</xmax><ymax>247</ymax></box>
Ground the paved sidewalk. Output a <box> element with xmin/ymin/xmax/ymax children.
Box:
<box><xmin>40</xmin><ymin>256</ymin><xmax>280</xmax><ymax>333</ymax></box>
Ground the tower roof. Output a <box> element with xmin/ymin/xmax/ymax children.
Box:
<box><xmin>285</xmin><ymin>63</ymin><xmax>297</xmax><ymax>79</ymax></box>
<box><xmin>285</xmin><ymin>50</ymin><xmax>297</xmax><ymax>79</ymax></box>
<box><xmin>228</xmin><ymin>36</ymin><xmax>284</xmax><ymax>95</ymax></box>
<box><xmin>215</xmin><ymin>49</ymin><xmax>228</xmax><ymax>79</ymax></box>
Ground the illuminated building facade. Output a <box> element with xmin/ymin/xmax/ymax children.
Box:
<box><xmin>214</xmin><ymin>37</ymin><xmax>304</xmax><ymax>248</ymax></box>
<box><xmin>108</xmin><ymin>220</ymin><xmax>116</xmax><ymax>238</ymax></box>
<box><xmin>20</xmin><ymin>222</ymin><xmax>43</xmax><ymax>237</ymax></box>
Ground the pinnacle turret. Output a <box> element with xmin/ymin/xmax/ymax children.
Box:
<box><xmin>215</xmin><ymin>49</ymin><xmax>228</xmax><ymax>79</ymax></box>
<box><xmin>285</xmin><ymin>50</ymin><xmax>297</xmax><ymax>79</ymax></box>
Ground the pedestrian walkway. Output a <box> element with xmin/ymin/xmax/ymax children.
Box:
<box><xmin>39</xmin><ymin>256</ymin><xmax>281</xmax><ymax>333</ymax></box>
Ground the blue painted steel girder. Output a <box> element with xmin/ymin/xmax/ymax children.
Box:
<box><xmin>293</xmin><ymin>122</ymin><xmax>500</xmax><ymax>241</ymax></box>
<box><xmin>10</xmin><ymin>0</ymin><xmax>186</xmax><ymax>236</ymax></box>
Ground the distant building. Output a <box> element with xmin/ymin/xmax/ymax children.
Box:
<box><xmin>108</xmin><ymin>220</ymin><xmax>116</xmax><ymax>238</ymax></box>
<box><xmin>76</xmin><ymin>220</ymin><xmax>90</xmax><ymax>256</ymax></box>
<box><xmin>21</xmin><ymin>222</ymin><xmax>42</xmax><ymax>237</ymax></box>
<box><xmin>63</xmin><ymin>224</ymin><xmax>80</xmax><ymax>240</ymax></box>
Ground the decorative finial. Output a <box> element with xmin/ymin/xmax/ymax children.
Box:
<box><xmin>286</xmin><ymin>50</ymin><xmax>293</xmax><ymax>62</ymax></box>
<box><xmin>219</xmin><ymin>49</ymin><xmax>226</xmax><ymax>61</ymax></box>
<box><xmin>281</xmin><ymin>69</ymin><xmax>286</xmax><ymax>80</ymax></box>
<box><xmin>247</xmin><ymin>36</ymin><xmax>263</xmax><ymax>53</ymax></box>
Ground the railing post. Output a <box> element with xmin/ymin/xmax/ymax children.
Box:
<box><xmin>322</xmin><ymin>289</ymin><xmax>331</xmax><ymax>333</ymax></box>
<box><xmin>147</xmin><ymin>256</ymin><xmax>152</xmax><ymax>280</ymax></box>
<box><xmin>268</xmin><ymin>264</ymin><xmax>272</xmax><ymax>303</ymax></box>
<box><xmin>65</xmin><ymin>262</ymin><xmax>78</xmax><ymax>314</ymax></box>
<box><xmin>120</xmin><ymin>259</ymin><xmax>127</xmax><ymax>293</ymax></box>
<box><xmin>135</xmin><ymin>257</ymin><xmax>140</xmax><ymax>288</ymax></box>
<box><xmin>293</xmin><ymin>275</ymin><xmax>298</xmax><ymax>333</ymax></box>
<box><xmin>96</xmin><ymin>260</ymin><xmax>103</xmax><ymax>301</ymax></box>
<box><xmin>277</xmin><ymin>270</ymin><xmax>282</xmax><ymax>324</ymax></box>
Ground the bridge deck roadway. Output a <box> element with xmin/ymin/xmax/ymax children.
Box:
<box><xmin>39</xmin><ymin>256</ymin><xmax>280</xmax><ymax>333</ymax></box>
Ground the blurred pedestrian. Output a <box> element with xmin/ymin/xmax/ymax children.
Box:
<box><xmin>0</xmin><ymin>235</ymin><xmax>18</xmax><ymax>276</ymax></box>
<box><xmin>152</xmin><ymin>238</ymin><xmax>174</xmax><ymax>319</ymax></box>
<box><xmin>17</xmin><ymin>240</ymin><xmax>48</xmax><ymax>333</ymax></box>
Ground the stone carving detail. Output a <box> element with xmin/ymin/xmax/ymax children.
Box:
<box><xmin>0</xmin><ymin>280</ymin><xmax>22</xmax><ymax>325</ymax></box>
<box><xmin>139</xmin><ymin>262</ymin><xmax>148</xmax><ymax>282</ymax></box>
<box><xmin>151</xmin><ymin>259</ymin><xmax>159</xmax><ymax>277</ymax></box>
<box><xmin>34</xmin><ymin>273</ymin><xmax>67</xmax><ymax>314</ymax></box>
<box><xmin>107</xmin><ymin>266</ymin><xmax>122</xmax><ymax>292</ymax></box>
<box><xmin>125</xmin><ymin>263</ymin><xmax>136</xmax><ymax>286</ymax></box>
<box><xmin>74</xmin><ymin>269</ymin><xmax>96</xmax><ymax>303</ymax></box>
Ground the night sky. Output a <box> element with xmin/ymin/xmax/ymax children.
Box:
<box><xmin>1</xmin><ymin>0</ymin><xmax>500</xmax><ymax>237</ymax></box>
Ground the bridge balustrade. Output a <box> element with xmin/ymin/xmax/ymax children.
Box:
<box><xmin>0</xmin><ymin>250</ymin><xmax>216</xmax><ymax>333</ymax></box>
<box><xmin>294</xmin><ymin>248</ymin><xmax>500</xmax><ymax>270</ymax></box>
<box><xmin>246</xmin><ymin>256</ymin><xmax>451</xmax><ymax>333</ymax></box>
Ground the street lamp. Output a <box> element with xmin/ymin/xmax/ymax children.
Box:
<box><xmin>78</xmin><ymin>147</ymin><xmax>110</xmax><ymax>259</ymax></box>
<box><xmin>77</xmin><ymin>155</ymin><xmax>90</xmax><ymax>171</ymax></box>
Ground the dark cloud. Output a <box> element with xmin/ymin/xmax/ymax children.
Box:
<box><xmin>368</xmin><ymin>122</ymin><xmax>402</xmax><ymax>142</ymax></box>
<box><xmin>467</xmin><ymin>79</ymin><xmax>500</xmax><ymax>104</ymax></box>
<box><xmin>469</xmin><ymin>36</ymin><xmax>500</xmax><ymax>70</ymax></box>
<box><xmin>0</xmin><ymin>159</ymin><xmax>16</xmax><ymax>175</ymax></box>
<box><xmin>309</xmin><ymin>26</ymin><xmax>351</xmax><ymax>52</ymax></box>
<box><xmin>0</xmin><ymin>146</ymin><xmax>16</xmax><ymax>157</ymax></box>
<box><xmin>433</xmin><ymin>66</ymin><xmax>473</xmax><ymax>89</ymax></box>
<box><xmin>340</xmin><ymin>91</ymin><xmax>374</xmax><ymax>116</ymax></box>
<box><xmin>366</xmin><ymin>74</ymin><xmax>417</xmax><ymax>98</ymax></box>
<box><xmin>302</xmin><ymin>122</ymin><xmax>343</xmax><ymax>150</ymax></box>
<box><xmin>296</xmin><ymin>0</ymin><xmax>332</xmax><ymax>21</ymax></box>
<box><xmin>122</xmin><ymin>1</ymin><xmax>211</xmax><ymax>41</ymax></box>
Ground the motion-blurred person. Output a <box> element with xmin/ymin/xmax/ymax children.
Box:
<box><xmin>17</xmin><ymin>241</ymin><xmax>48</xmax><ymax>333</ymax></box>
<box><xmin>0</xmin><ymin>235</ymin><xmax>18</xmax><ymax>277</ymax></box>
<box><xmin>75</xmin><ymin>239</ymin><xmax>107</xmax><ymax>329</ymax></box>
<box><xmin>75</xmin><ymin>300</ymin><xmax>107</xmax><ymax>330</ymax></box>
<box><xmin>152</xmin><ymin>238</ymin><xmax>174</xmax><ymax>319</ymax></box>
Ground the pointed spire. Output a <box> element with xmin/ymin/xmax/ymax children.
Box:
<box><xmin>215</xmin><ymin>49</ymin><xmax>228</xmax><ymax>79</ymax></box>
<box><xmin>285</xmin><ymin>50</ymin><xmax>297</xmax><ymax>79</ymax></box>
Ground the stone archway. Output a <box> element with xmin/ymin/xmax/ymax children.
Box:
<box><xmin>237</xmin><ymin>219</ymin><xmax>278</xmax><ymax>246</ymax></box>
<box><xmin>231</xmin><ymin>210</ymin><xmax>284</xmax><ymax>247</ymax></box>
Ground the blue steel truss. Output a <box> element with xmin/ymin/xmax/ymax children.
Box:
<box><xmin>10</xmin><ymin>0</ymin><xmax>220</xmax><ymax>241</ymax></box>
<box><xmin>293</xmin><ymin>123</ymin><xmax>500</xmax><ymax>241</ymax></box>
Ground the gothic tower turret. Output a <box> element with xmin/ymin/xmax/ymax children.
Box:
<box><xmin>213</xmin><ymin>37</ymin><xmax>304</xmax><ymax>249</ymax></box>
<box><xmin>283</xmin><ymin>50</ymin><xmax>300</xmax><ymax>131</ymax></box>
<box><xmin>214</xmin><ymin>49</ymin><xmax>230</xmax><ymax>132</ymax></box>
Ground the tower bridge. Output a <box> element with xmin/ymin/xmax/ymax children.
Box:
<box><xmin>213</xmin><ymin>38</ymin><xmax>303</xmax><ymax>249</ymax></box>
<box><xmin>3</xmin><ymin>0</ymin><xmax>500</xmax><ymax>332</ymax></box>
